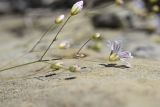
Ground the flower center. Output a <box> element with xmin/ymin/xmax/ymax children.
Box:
<box><xmin>109</xmin><ymin>53</ymin><xmax>120</xmax><ymax>62</ymax></box>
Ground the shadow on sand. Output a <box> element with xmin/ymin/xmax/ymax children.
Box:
<box><xmin>99</xmin><ymin>64</ymin><xmax>130</xmax><ymax>69</ymax></box>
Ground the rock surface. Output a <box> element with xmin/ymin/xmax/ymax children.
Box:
<box><xmin>0</xmin><ymin>57</ymin><xmax>160</xmax><ymax>107</ymax></box>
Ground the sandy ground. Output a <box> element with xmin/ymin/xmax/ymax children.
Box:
<box><xmin>0</xmin><ymin>12</ymin><xmax>160</xmax><ymax>107</ymax></box>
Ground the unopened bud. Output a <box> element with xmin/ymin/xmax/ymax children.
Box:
<box><xmin>115</xmin><ymin>0</ymin><xmax>124</xmax><ymax>5</ymax></box>
<box><xmin>152</xmin><ymin>5</ymin><xmax>159</xmax><ymax>12</ymax></box>
<box><xmin>50</xmin><ymin>62</ymin><xmax>64</xmax><ymax>71</ymax></box>
<box><xmin>69</xmin><ymin>65</ymin><xmax>81</xmax><ymax>72</ymax></box>
<box><xmin>55</xmin><ymin>14</ymin><xmax>65</xmax><ymax>24</ymax></box>
<box><xmin>71</xmin><ymin>1</ymin><xmax>83</xmax><ymax>16</ymax></box>
<box><xmin>92</xmin><ymin>33</ymin><xmax>102</xmax><ymax>40</ymax></box>
<box><xmin>58</xmin><ymin>41</ymin><xmax>71</xmax><ymax>49</ymax></box>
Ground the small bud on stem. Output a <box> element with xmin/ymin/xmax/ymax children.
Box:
<box><xmin>55</xmin><ymin>14</ymin><xmax>65</xmax><ymax>24</ymax></box>
<box><xmin>76</xmin><ymin>33</ymin><xmax>101</xmax><ymax>55</ymax></box>
<box><xmin>71</xmin><ymin>1</ymin><xmax>84</xmax><ymax>16</ymax></box>
<box><xmin>68</xmin><ymin>65</ymin><xmax>81</xmax><ymax>72</ymax></box>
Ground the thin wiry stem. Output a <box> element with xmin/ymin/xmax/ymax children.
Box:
<box><xmin>39</xmin><ymin>15</ymin><xmax>72</xmax><ymax>61</ymax></box>
<box><xmin>0</xmin><ymin>49</ymin><xmax>54</xmax><ymax>69</ymax></box>
<box><xmin>0</xmin><ymin>58</ymin><xmax>62</xmax><ymax>72</ymax></box>
<box><xmin>0</xmin><ymin>53</ymin><xmax>28</xmax><ymax>69</ymax></box>
<box><xmin>76</xmin><ymin>38</ymin><xmax>92</xmax><ymax>54</ymax></box>
<box><xmin>29</xmin><ymin>23</ymin><xmax>56</xmax><ymax>52</ymax></box>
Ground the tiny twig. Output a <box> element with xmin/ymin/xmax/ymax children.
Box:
<box><xmin>29</xmin><ymin>23</ymin><xmax>56</xmax><ymax>52</ymax></box>
<box><xmin>39</xmin><ymin>15</ymin><xmax>72</xmax><ymax>60</ymax></box>
<box><xmin>76</xmin><ymin>38</ymin><xmax>92</xmax><ymax>54</ymax></box>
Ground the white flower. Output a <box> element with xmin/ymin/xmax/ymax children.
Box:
<box><xmin>71</xmin><ymin>1</ymin><xmax>84</xmax><ymax>16</ymax></box>
<box><xmin>55</xmin><ymin>14</ymin><xmax>65</xmax><ymax>24</ymax></box>
<box><xmin>107</xmin><ymin>40</ymin><xmax>133</xmax><ymax>67</ymax></box>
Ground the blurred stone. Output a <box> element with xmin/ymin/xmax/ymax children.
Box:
<box><xmin>48</xmin><ymin>0</ymin><xmax>81</xmax><ymax>10</ymax></box>
<box><xmin>0</xmin><ymin>0</ymin><xmax>115</xmax><ymax>15</ymax></box>
<box><xmin>10</xmin><ymin>0</ymin><xmax>43</xmax><ymax>14</ymax></box>
<box><xmin>0</xmin><ymin>0</ymin><xmax>11</xmax><ymax>15</ymax></box>
<box><xmin>123</xmin><ymin>33</ymin><xmax>160</xmax><ymax>60</ymax></box>
<box><xmin>132</xmin><ymin>45</ymin><xmax>155</xmax><ymax>59</ymax></box>
<box><xmin>0</xmin><ymin>0</ymin><xmax>44</xmax><ymax>14</ymax></box>
<box><xmin>91</xmin><ymin>13</ymin><xmax>122</xmax><ymax>29</ymax></box>
<box><xmin>49</xmin><ymin>0</ymin><xmax>113</xmax><ymax>10</ymax></box>
<box><xmin>91</xmin><ymin>0</ymin><xmax>113</xmax><ymax>7</ymax></box>
<box><xmin>9</xmin><ymin>0</ymin><xmax>28</xmax><ymax>14</ymax></box>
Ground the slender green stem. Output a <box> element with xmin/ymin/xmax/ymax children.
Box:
<box><xmin>29</xmin><ymin>23</ymin><xmax>56</xmax><ymax>52</ymax></box>
<box><xmin>76</xmin><ymin>38</ymin><xmax>92</xmax><ymax>54</ymax></box>
<box><xmin>0</xmin><ymin>58</ymin><xmax>62</xmax><ymax>72</ymax></box>
<box><xmin>39</xmin><ymin>15</ymin><xmax>72</xmax><ymax>61</ymax></box>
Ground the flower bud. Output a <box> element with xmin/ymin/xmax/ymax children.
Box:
<box><xmin>92</xmin><ymin>33</ymin><xmax>102</xmax><ymax>40</ymax></box>
<box><xmin>50</xmin><ymin>62</ymin><xmax>64</xmax><ymax>71</ymax></box>
<box><xmin>71</xmin><ymin>1</ymin><xmax>83</xmax><ymax>16</ymax></box>
<box><xmin>115</xmin><ymin>0</ymin><xmax>124</xmax><ymax>5</ymax></box>
<box><xmin>152</xmin><ymin>5</ymin><xmax>159</xmax><ymax>12</ymax></box>
<box><xmin>55</xmin><ymin>14</ymin><xmax>65</xmax><ymax>24</ymax></box>
<box><xmin>69</xmin><ymin>65</ymin><xmax>81</xmax><ymax>72</ymax></box>
<box><xmin>58</xmin><ymin>41</ymin><xmax>71</xmax><ymax>49</ymax></box>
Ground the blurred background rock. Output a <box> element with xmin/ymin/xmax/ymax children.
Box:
<box><xmin>0</xmin><ymin>0</ymin><xmax>108</xmax><ymax>14</ymax></box>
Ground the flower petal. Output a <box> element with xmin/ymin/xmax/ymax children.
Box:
<box><xmin>118</xmin><ymin>51</ymin><xmax>133</xmax><ymax>59</ymax></box>
<box><xmin>120</xmin><ymin>58</ymin><xmax>132</xmax><ymax>68</ymax></box>
<box><xmin>107</xmin><ymin>40</ymin><xmax>121</xmax><ymax>53</ymax></box>
<box><xmin>113</xmin><ymin>41</ymin><xmax>121</xmax><ymax>53</ymax></box>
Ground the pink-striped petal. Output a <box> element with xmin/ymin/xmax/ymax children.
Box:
<box><xmin>118</xmin><ymin>51</ymin><xmax>133</xmax><ymax>59</ymax></box>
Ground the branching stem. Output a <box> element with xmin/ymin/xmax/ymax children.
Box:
<box><xmin>29</xmin><ymin>23</ymin><xmax>56</xmax><ymax>52</ymax></box>
<box><xmin>39</xmin><ymin>15</ymin><xmax>72</xmax><ymax>61</ymax></box>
